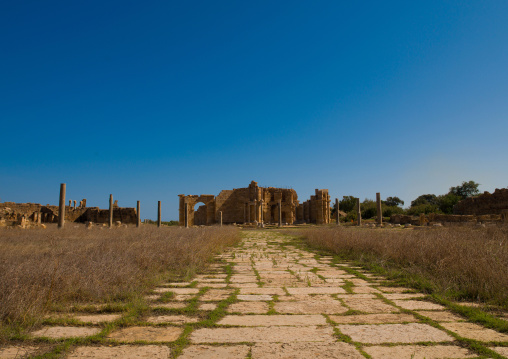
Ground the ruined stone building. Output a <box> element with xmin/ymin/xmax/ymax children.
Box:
<box><xmin>0</xmin><ymin>200</ymin><xmax>137</xmax><ymax>228</ymax></box>
<box><xmin>179</xmin><ymin>181</ymin><xmax>331</xmax><ymax>226</ymax></box>
<box><xmin>454</xmin><ymin>188</ymin><xmax>508</xmax><ymax>215</ymax></box>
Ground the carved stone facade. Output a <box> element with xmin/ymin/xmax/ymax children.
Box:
<box><xmin>179</xmin><ymin>181</ymin><xmax>331</xmax><ymax>226</ymax></box>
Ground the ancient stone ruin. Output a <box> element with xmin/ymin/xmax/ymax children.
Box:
<box><xmin>0</xmin><ymin>199</ymin><xmax>137</xmax><ymax>228</ymax></box>
<box><xmin>453</xmin><ymin>188</ymin><xmax>508</xmax><ymax>216</ymax></box>
<box><xmin>179</xmin><ymin>181</ymin><xmax>331</xmax><ymax>226</ymax></box>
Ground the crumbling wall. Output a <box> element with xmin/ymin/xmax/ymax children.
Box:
<box><xmin>454</xmin><ymin>188</ymin><xmax>508</xmax><ymax>215</ymax></box>
<box><xmin>0</xmin><ymin>200</ymin><xmax>137</xmax><ymax>227</ymax></box>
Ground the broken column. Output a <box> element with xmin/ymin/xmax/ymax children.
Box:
<box><xmin>109</xmin><ymin>194</ymin><xmax>113</xmax><ymax>227</ymax></box>
<box><xmin>68</xmin><ymin>199</ymin><xmax>72</xmax><ymax>207</ymax></box>
<box><xmin>58</xmin><ymin>183</ymin><xmax>66</xmax><ymax>229</ymax></box>
<box><xmin>73</xmin><ymin>200</ymin><xmax>77</xmax><ymax>209</ymax></box>
<box><xmin>220</xmin><ymin>211</ymin><xmax>223</xmax><ymax>226</ymax></box>
<box><xmin>279</xmin><ymin>200</ymin><xmax>282</xmax><ymax>227</ymax></box>
<box><xmin>336</xmin><ymin>198</ymin><xmax>340</xmax><ymax>226</ymax></box>
<box><xmin>376</xmin><ymin>192</ymin><xmax>382</xmax><ymax>225</ymax></box>
<box><xmin>136</xmin><ymin>201</ymin><xmax>141</xmax><ymax>228</ymax></box>
<box><xmin>157</xmin><ymin>201</ymin><xmax>161</xmax><ymax>227</ymax></box>
<box><xmin>357</xmin><ymin>198</ymin><xmax>362</xmax><ymax>226</ymax></box>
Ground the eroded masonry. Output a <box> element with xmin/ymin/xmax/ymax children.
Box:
<box><xmin>179</xmin><ymin>181</ymin><xmax>331</xmax><ymax>226</ymax></box>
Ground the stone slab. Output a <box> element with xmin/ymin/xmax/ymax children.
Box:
<box><xmin>107</xmin><ymin>326</ymin><xmax>183</xmax><ymax>342</ymax></box>
<box><xmin>274</xmin><ymin>300</ymin><xmax>348</xmax><ymax>314</ymax></box>
<box><xmin>493</xmin><ymin>347</ymin><xmax>508</xmax><ymax>357</ymax></box>
<box><xmin>239</xmin><ymin>287</ymin><xmax>285</xmax><ymax>295</ymax></box>
<box><xmin>146</xmin><ymin>315</ymin><xmax>199</xmax><ymax>324</ymax></box>
<box><xmin>190</xmin><ymin>326</ymin><xmax>335</xmax><ymax>343</ymax></box>
<box><xmin>415</xmin><ymin>311</ymin><xmax>464</xmax><ymax>322</ymax></box>
<box><xmin>341</xmin><ymin>299</ymin><xmax>398</xmax><ymax>313</ymax></box>
<box><xmin>237</xmin><ymin>294</ymin><xmax>273</xmax><ymax>301</ymax></box>
<box><xmin>30</xmin><ymin>326</ymin><xmax>101</xmax><ymax>339</ymax></box>
<box><xmin>198</xmin><ymin>303</ymin><xmax>218</xmax><ymax>311</ymax></box>
<box><xmin>251</xmin><ymin>342</ymin><xmax>365</xmax><ymax>359</ymax></box>
<box><xmin>363</xmin><ymin>345</ymin><xmax>475</xmax><ymax>358</ymax></box>
<box><xmin>218</xmin><ymin>315</ymin><xmax>327</xmax><ymax>326</ymax></box>
<box><xmin>393</xmin><ymin>300</ymin><xmax>445</xmax><ymax>310</ymax></box>
<box><xmin>67</xmin><ymin>345</ymin><xmax>171</xmax><ymax>358</ymax></box>
<box><xmin>286</xmin><ymin>287</ymin><xmax>346</xmax><ymax>295</ymax></box>
<box><xmin>227</xmin><ymin>302</ymin><xmax>269</xmax><ymax>314</ymax></box>
<box><xmin>179</xmin><ymin>345</ymin><xmax>250</xmax><ymax>359</ymax></box>
<box><xmin>441</xmin><ymin>322</ymin><xmax>508</xmax><ymax>342</ymax></box>
<box><xmin>329</xmin><ymin>313</ymin><xmax>417</xmax><ymax>324</ymax></box>
<box><xmin>338</xmin><ymin>323</ymin><xmax>454</xmax><ymax>344</ymax></box>
<box><xmin>200</xmin><ymin>289</ymin><xmax>232</xmax><ymax>301</ymax></box>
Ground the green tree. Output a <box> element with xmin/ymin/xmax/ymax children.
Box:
<box><xmin>411</xmin><ymin>194</ymin><xmax>439</xmax><ymax>208</ymax></box>
<box><xmin>449</xmin><ymin>180</ymin><xmax>480</xmax><ymax>199</ymax></box>
<box><xmin>339</xmin><ymin>196</ymin><xmax>357</xmax><ymax>213</ymax></box>
<box><xmin>437</xmin><ymin>193</ymin><xmax>461</xmax><ymax>214</ymax></box>
<box><xmin>384</xmin><ymin>196</ymin><xmax>404</xmax><ymax>207</ymax></box>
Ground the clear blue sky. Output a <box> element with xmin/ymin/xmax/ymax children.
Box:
<box><xmin>1</xmin><ymin>1</ymin><xmax>507</xmax><ymax>220</ymax></box>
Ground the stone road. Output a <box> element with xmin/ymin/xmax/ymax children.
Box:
<box><xmin>4</xmin><ymin>230</ymin><xmax>508</xmax><ymax>358</ymax></box>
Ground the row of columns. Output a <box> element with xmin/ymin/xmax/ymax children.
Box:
<box><xmin>58</xmin><ymin>183</ymin><xmax>161</xmax><ymax>229</ymax></box>
<box><xmin>334</xmin><ymin>192</ymin><xmax>383</xmax><ymax>226</ymax></box>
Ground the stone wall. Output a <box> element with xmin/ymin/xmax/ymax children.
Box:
<box><xmin>390</xmin><ymin>213</ymin><xmax>504</xmax><ymax>226</ymax></box>
<box><xmin>454</xmin><ymin>188</ymin><xmax>508</xmax><ymax>215</ymax></box>
<box><xmin>179</xmin><ymin>181</ymin><xmax>331</xmax><ymax>226</ymax></box>
<box><xmin>0</xmin><ymin>200</ymin><xmax>137</xmax><ymax>227</ymax></box>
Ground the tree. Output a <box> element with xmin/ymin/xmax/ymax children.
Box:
<box><xmin>339</xmin><ymin>196</ymin><xmax>357</xmax><ymax>213</ymax></box>
<box><xmin>449</xmin><ymin>180</ymin><xmax>480</xmax><ymax>199</ymax></box>
<box><xmin>437</xmin><ymin>193</ymin><xmax>461</xmax><ymax>214</ymax></box>
<box><xmin>384</xmin><ymin>196</ymin><xmax>404</xmax><ymax>207</ymax></box>
<box><xmin>411</xmin><ymin>194</ymin><xmax>439</xmax><ymax>208</ymax></box>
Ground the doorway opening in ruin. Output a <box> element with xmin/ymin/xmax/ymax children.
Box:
<box><xmin>193</xmin><ymin>202</ymin><xmax>207</xmax><ymax>226</ymax></box>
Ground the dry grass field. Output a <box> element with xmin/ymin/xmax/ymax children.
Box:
<box><xmin>0</xmin><ymin>225</ymin><xmax>239</xmax><ymax>341</ymax></box>
<box><xmin>299</xmin><ymin>226</ymin><xmax>508</xmax><ymax>308</ymax></box>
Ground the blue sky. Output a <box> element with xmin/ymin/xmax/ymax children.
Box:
<box><xmin>1</xmin><ymin>1</ymin><xmax>507</xmax><ymax>220</ymax></box>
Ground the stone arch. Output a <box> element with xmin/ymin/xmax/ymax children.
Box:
<box><xmin>178</xmin><ymin>194</ymin><xmax>216</xmax><ymax>226</ymax></box>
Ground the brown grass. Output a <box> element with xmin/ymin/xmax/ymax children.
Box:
<box><xmin>299</xmin><ymin>226</ymin><xmax>508</xmax><ymax>307</ymax></box>
<box><xmin>0</xmin><ymin>224</ymin><xmax>239</xmax><ymax>338</ymax></box>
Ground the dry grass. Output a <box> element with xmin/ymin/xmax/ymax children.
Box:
<box><xmin>299</xmin><ymin>226</ymin><xmax>508</xmax><ymax>307</ymax></box>
<box><xmin>0</xmin><ymin>224</ymin><xmax>239</xmax><ymax>339</ymax></box>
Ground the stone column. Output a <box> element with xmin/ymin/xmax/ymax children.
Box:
<box><xmin>157</xmin><ymin>201</ymin><xmax>161</xmax><ymax>227</ymax></box>
<box><xmin>136</xmin><ymin>201</ymin><xmax>141</xmax><ymax>228</ymax></box>
<box><xmin>260</xmin><ymin>200</ymin><xmax>264</xmax><ymax>224</ymax></box>
<box><xmin>357</xmin><ymin>198</ymin><xmax>361</xmax><ymax>226</ymax></box>
<box><xmin>184</xmin><ymin>202</ymin><xmax>189</xmax><ymax>228</ymax></box>
<box><xmin>58</xmin><ymin>183</ymin><xmax>66</xmax><ymax>229</ymax></box>
<box><xmin>73</xmin><ymin>200</ymin><xmax>77</xmax><ymax>209</ymax></box>
<box><xmin>247</xmin><ymin>202</ymin><xmax>251</xmax><ymax>224</ymax></box>
<box><xmin>279</xmin><ymin>200</ymin><xmax>282</xmax><ymax>227</ymax></box>
<box><xmin>336</xmin><ymin>198</ymin><xmax>340</xmax><ymax>226</ymax></box>
<box><xmin>109</xmin><ymin>194</ymin><xmax>113</xmax><ymax>227</ymax></box>
<box><xmin>376</xmin><ymin>192</ymin><xmax>382</xmax><ymax>225</ymax></box>
<box><xmin>220</xmin><ymin>211</ymin><xmax>223</xmax><ymax>226</ymax></box>
<box><xmin>69</xmin><ymin>199</ymin><xmax>72</xmax><ymax>207</ymax></box>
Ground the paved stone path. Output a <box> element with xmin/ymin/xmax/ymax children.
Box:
<box><xmin>4</xmin><ymin>230</ymin><xmax>508</xmax><ymax>358</ymax></box>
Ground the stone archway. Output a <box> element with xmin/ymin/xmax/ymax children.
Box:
<box><xmin>178</xmin><ymin>194</ymin><xmax>216</xmax><ymax>226</ymax></box>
